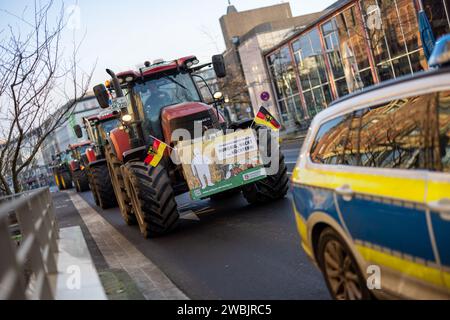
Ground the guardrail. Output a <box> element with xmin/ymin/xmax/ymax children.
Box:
<box><xmin>0</xmin><ymin>187</ymin><xmax>59</xmax><ymax>299</ymax></box>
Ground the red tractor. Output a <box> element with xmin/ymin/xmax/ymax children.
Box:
<box><xmin>73</xmin><ymin>111</ymin><xmax>120</xmax><ymax>209</ymax></box>
<box><xmin>92</xmin><ymin>55</ymin><xmax>288</xmax><ymax>238</ymax></box>
<box><xmin>68</xmin><ymin>141</ymin><xmax>92</xmax><ymax>192</ymax></box>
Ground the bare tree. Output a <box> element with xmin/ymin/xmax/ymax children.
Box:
<box><xmin>0</xmin><ymin>0</ymin><xmax>94</xmax><ymax>194</ymax></box>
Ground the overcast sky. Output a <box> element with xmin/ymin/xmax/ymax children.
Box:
<box><xmin>1</xmin><ymin>0</ymin><xmax>336</xmax><ymax>86</ymax></box>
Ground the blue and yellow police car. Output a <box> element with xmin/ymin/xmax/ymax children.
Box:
<box><xmin>291</xmin><ymin>35</ymin><xmax>450</xmax><ymax>300</ymax></box>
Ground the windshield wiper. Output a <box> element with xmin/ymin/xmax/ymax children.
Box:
<box><xmin>164</xmin><ymin>75</ymin><xmax>187</xmax><ymax>90</ymax></box>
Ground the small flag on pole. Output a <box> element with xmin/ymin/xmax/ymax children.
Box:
<box><xmin>254</xmin><ymin>106</ymin><xmax>281</xmax><ymax>130</ymax></box>
<box><xmin>144</xmin><ymin>139</ymin><xmax>167</xmax><ymax>167</ymax></box>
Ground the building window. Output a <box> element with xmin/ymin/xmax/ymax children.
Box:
<box><xmin>267</xmin><ymin>46</ymin><xmax>304</xmax><ymax>125</ymax></box>
<box><xmin>292</xmin><ymin>29</ymin><xmax>333</xmax><ymax>119</ymax></box>
<box><xmin>423</xmin><ymin>0</ymin><xmax>450</xmax><ymax>39</ymax></box>
<box><xmin>321</xmin><ymin>5</ymin><xmax>376</xmax><ymax>98</ymax></box>
<box><xmin>361</xmin><ymin>0</ymin><xmax>427</xmax><ymax>82</ymax></box>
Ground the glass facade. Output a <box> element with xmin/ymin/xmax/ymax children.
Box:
<box><xmin>265</xmin><ymin>0</ymin><xmax>447</xmax><ymax>129</ymax></box>
<box><xmin>423</xmin><ymin>0</ymin><xmax>450</xmax><ymax>40</ymax></box>
<box><xmin>267</xmin><ymin>45</ymin><xmax>304</xmax><ymax>125</ymax></box>
<box><xmin>292</xmin><ymin>29</ymin><xmax>333</xmax><ymax>118</ymax></box>
<box><xmin>361</xmin><ymin>0</ymin><xmax>427</xmax><ymax>82</ymax></box>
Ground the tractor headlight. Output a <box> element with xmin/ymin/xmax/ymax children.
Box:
<box><xmin>121</xmin><ymin>114</ymin><xmax>132</xmax><ymax>123</ymax></box>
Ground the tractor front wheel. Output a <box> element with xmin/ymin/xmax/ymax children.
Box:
<box><xmin>242</xmin><ymin>154</ymin><xmax>289</xmax><ymax>204</ymax></box>
<box><xmin>124</xmin><ymin>162</ymin><xmax>179</xmax><ymax>238</ymax></box>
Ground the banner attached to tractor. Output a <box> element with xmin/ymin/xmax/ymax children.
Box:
<box><xmin>176</xmin><ymin>129</ymin><xmax>266</xmax><ymax>200</ymax></box>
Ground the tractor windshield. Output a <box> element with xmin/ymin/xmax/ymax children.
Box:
<box><xmin>100</xmin><ymin>118</ymin><xmax>120</xmax><ymax>134</ymax></box>
<box><xmin>133</xmin><ymin>71</ymin><xmax>201</xmax><ymax>139</ymax></box>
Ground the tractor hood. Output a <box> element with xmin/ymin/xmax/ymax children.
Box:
<box><xmin>161</xmin><ymin>102</ymin><xmax>221</xmax><ymax>144</ymax></box>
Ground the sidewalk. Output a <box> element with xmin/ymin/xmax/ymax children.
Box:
<box><xmin>52</xmin><ymin>191</ymin><xmax>188</xmax><ymax>300</ymax></box>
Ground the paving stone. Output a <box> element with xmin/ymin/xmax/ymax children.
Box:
<box><xmin>68</xmin><ymin>192</ymin><xmax>188</xmax><ymax>300</ymax></box>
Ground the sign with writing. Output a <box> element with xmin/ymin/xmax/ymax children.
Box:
<box><xmin>111</xmin><ymin>97</ymin><xmax>128</xmax><ymax>111</ymax></box>
<box><xmin>215</xmin><ymin>133</ymin><xmax>258</xmax><ymax>161</ymax></box>
<box><xmin>176</xmin><ymin>129</ymin><xmax>266</xmax><ymax>200</ymax></box>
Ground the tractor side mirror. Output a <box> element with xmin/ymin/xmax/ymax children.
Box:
<box><xmin>212</xmin><ymin>54</ymin><xmax>226</xmax><ymax>78</ymax></box>
<box><xmin>73</xmin><ymin>125</ymin><xmax>83</xmax><ymax>139</ymax></box>
<box><xmin>93</xmin><ymin>84</ymin><xmax>110</xmax><ymax>109</ymax></box>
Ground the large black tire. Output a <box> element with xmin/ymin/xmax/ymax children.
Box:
<box><xmin>124</xmin><ymin>162</ymin><xmax>179</xmax><ymax>238</ymax></box>
<box><xmin>60</xmin><ymin>171</ymin><xmax>73</xmax><ymax>190</ymax></box>
<box><xmin>73</xmin><ymin>170</ymin><xmax>90</xmax><ymax>192</ymax></box>
<box><xmin>90</xmin><ymin>164</ymin><xmax>118</xmax><ymax>209</ymax></box>
<box><xmin>317</xmin><ymin>228</ymin><xmax>372</xmax><ymax>300</ymax></box>
<box><xmin>105</xmin><ymin>145</ymin><xmax>136</xmax><ymax>225</ymax></box>
<box><xmin>242</xmin><ymin>153</ymin><xmax>289</xmax><ymax>204</ymax></box>
<box><xmin>88</xmin><ymin>170</ymin><xmax>100</xmax><ymax>206</ymax></box>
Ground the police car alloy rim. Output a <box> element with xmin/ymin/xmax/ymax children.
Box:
<box><xmin>323</xmin><ymin>239</ymin><xmax>362</xmax><ymax>300</ymax></box>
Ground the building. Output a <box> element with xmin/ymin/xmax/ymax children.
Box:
<box><xmin>238</xmin><ymin>12</ymin><xmax>322</xmax><ymax>127</ymax></box>
<box><xmin>263</xmin><ymin>0</ymin><xmax>450</xmax><ymax>130</ymax></box>
<box><xmin>40</xmin><ymin>93</ymin><xmax>100</xmax><ymax>164</ymax></box>
<box><xmin>218</xmin><ymin>2</ymin><xmax>296</xmax><ymax>121</ymax></box>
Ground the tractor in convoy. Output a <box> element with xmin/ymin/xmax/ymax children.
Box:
<box><xmin>51</xmin><ymin>151</ymin><xmax>73</xmax><ymax>191</ymax></box>
<box><xmin>68</xmin><ymin>142</ymin><xmax>92</xmax><ymax>192</ymax></box>
<box><xmin>92</xmin><ymin>54</ymin><xmax>288</xmax><ymax>238</ymax></box>
<box><xmin>73</xmin><ymin>111</ymin><xmax>120</xmax><ymax>209</ymax></box>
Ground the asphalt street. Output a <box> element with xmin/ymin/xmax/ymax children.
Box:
<box><xmin>73</xmin><ymin>139</ymin><xmax>330</xmax><ymax>299</ymax></box>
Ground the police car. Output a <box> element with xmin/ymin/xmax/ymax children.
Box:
<box><xmin>291</xmin><ymin>35</ymin><xmax>450</xmax><ymax>300</ymax></box>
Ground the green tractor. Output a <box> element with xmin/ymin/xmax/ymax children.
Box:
<box><xmin>51</xmin><ymin>151</ymin><xmax>73</xmax><ymax>191</ymax></box>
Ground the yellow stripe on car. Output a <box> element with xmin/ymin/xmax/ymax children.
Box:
<box><xmin>356</xmin><ymin>244</ymin><xmax>447</xmax><ymax>288</ymax></box>
<box><xmin>292</xmin><ymin>167</ymin><xmax>426</xmax><ymax>204</ymax></box>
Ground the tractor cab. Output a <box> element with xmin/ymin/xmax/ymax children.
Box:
<box><xmin>75</xmin><ymin>111</ymin><xmax>121</xmax><ymax>162</ymax></box>
<box><xmin>93</xmin><ymin>55</ymin><xmax>227</xmax><ymax>148</ymax></box>
<box><xmin>68</xmin><ymin>141</ymin><xmax>93</xmax><ymax>171</ymax></box>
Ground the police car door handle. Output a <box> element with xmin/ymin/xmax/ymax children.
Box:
<box><xmin>335</xmin><ymin>185</ymin><xmax>354</xmax><ymax>201</ymax></box>
<box><xmin>428</xmin><ymin>199</ymin><xmax>450</xmax><ymax>221</ymax></box>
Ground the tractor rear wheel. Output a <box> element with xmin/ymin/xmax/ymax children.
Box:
<box><xmin>124</xmin><ymin>162</ymin><xmax>179</xmax><ymax>238</ymax></box>
<box><xmin>87</xmin><ymin>170</ymin><xmax>100</xmax><ymax>206</ymax></box>
<box><xmin>73</xmin><ymin>170</ymin><xmax>90</xmax><ymax>192</ymax></box>
<box><xmin>61</xmin><ymin>171</ymin><xmax>72</xmax><ymax>190</ymax></box>
<box><xmin>105</xmin><ymin>145</ymin><xmax>136</xmax><ymax>225</ymax></box>
<box><xmin>90</xmin><ymin>164</ymin><xmax>118</xmax><ymax>209</ymax></box>
<box><xmin>242</xmin><ymin>154</ymin><xmax>289</xmax><ymax>204</ymax></box>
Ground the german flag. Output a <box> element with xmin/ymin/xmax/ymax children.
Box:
<box><xmin>254</xmin><ymin>106</ymin><xmax>281</xmax><ymax>130</ymax></box>
<box><xmin>144</xmin><ymin>139</ymin><xmax>167</xmax><ymax>167</ymax></box>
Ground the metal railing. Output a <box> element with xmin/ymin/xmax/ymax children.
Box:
<box><xmin>0</xmin><ymin>187</ymin><xmax>59</xmax><ymax>299</ymax></box>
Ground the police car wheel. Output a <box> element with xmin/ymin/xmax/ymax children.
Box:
<box><xmin>318</xmin><ymin>228</ymin><xmax>372</xmax><ymax>300</ymax></box>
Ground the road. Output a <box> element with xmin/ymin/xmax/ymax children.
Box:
<box><xmin>75</xmin><ymin>140</ymin><xmax>330</xmax><ymax>299</ymax></box>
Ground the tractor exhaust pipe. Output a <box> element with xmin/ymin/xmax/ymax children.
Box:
<box><xmin>106</xmin><ymin>69</ymin><xmax>124</xmax><ymax>98</ymax></box>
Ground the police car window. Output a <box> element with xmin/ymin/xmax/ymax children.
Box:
<box><xmin>358</xmin><ymin>95</ymin><xmax>430</xmax><ymax>170</ymax></box>
<box><xmin>311</xmin><ymin>95</ymin><xmax>432</xmax><ymax>170</ymax></box>
<box><xmin>434</xmin><ymin>90</ymin><xmax>450</xmax><ymax>173</ymax></box>
<box><xmin>310</xmin><ymin>114</ymin><xmax>355</xmax><ymax>165</ymax></box>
